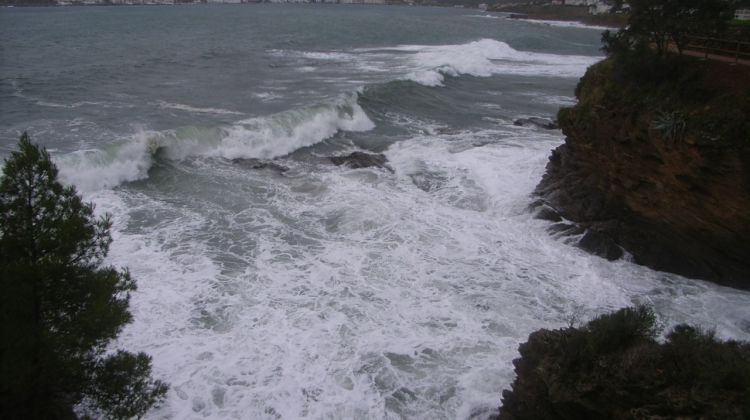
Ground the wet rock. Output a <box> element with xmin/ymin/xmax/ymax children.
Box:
<box><xmin>513</xmin><ymin>117</ymin><xmax>558</xmax><ymax>130</ymax></box>
<box><xmin>533</xmin><ymin>205</ymin><xmax>562</xmax><ymax>222</ymax></box>
<box><xmin>577</xmin><ymin>229</ymin><xmax>623</xmax><ymax>261</ymax></box>
<box><xmin>328</xmin><ymin>152</ymin><xmax>394</xmax><ymax>173</ymax></box>
<box><xmin>547</xmin><ymin>222</ymin><xmax>584</xmax><ymax>236</ymax></box>
<box><xmin>231</xmin><ymin>158</ymin><xmax>289</xmax><ymax>173</ymax></box>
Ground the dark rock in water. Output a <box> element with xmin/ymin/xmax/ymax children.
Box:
<box><xmin>533</xmin><ymin>205</ymin><xmax>562</xmax><ymax>222</ymax></box>
<box><xmin>533</xmin><ymin>59</ymin><xmax>750</xmax><ymax>290</ymax></box>
<box><xmin>410</xmin><ymin>171</ymin><xmax>449</xmax><ymax>193</ymax></box>
<box><xmin>547</xmin><ymin>222</ymin><xmax>585</xmax><ymax>236</ymax></box>
<box><xmin>513</xmin><ymin>117</ymin><xmax>558</xmax><ymax>130</ymax></box>
<box><xmin>328</xmin><ymin>152</ymin><xmax>394</xmax><ymax>173</ymax></box>
<box><xmin>496</xmin><ymin>306</ymin><xmax>750</xmax><ymax>420</ymax></box>
<box><xmin>231</xmin><ymin>158</ymin><xmax>289</xmax><ymax>173</ymax></box>
<box><xmin>578</xmin><ymin>229</ymin><xmax>623</xmax><ymax>261</ymax></box>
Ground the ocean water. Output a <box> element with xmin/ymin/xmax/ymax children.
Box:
<box><xmin>2</xmin><ymin>5</ymin><xmax>749</xmax><ymax>419</ymax></box>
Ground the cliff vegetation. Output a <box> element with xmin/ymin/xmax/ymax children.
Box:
<box><xmin>497</xmin><ymin>306</ymin><xmax>750</xmax><ymax>419</ymax></box>
<box><xmin>534</xmin><ymin>0</ymin><xmax>750</xmax><ymax>288</ymax></box>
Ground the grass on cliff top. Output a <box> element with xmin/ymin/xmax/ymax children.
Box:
<box><xmin>498</xmin><ymin>306</ymin><xmax>750</xmax><ymax>420</ymax></box>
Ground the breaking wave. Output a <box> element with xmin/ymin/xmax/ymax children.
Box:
<box><xmin>360</xmin><ymin>38</ymin><xmax>600</xmax><ymax>87</ymax></box>
<box><xmin>57</xmin><ymin>93</ymin><xmax>374</xmax><ymax>192</ymax></box>
<box><xmin>516</xmin><ymin>18</ymin><xmax>612</xmax><ymax>31</ymax></box>
<box><xmin>53</xmin><ymin>39</ymin><xmax>599</xmax><ymax>192</ymax></box>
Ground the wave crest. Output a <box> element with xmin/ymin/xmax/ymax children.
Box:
<box><xmin>386</xmin><ymin>38</ymin><xmax>599</xmax><ymax>86</ymax></box>
<box><xmin>56</xmin><ymin>93</ymin><xmax>374</xmax><ymax>192</ymax></box>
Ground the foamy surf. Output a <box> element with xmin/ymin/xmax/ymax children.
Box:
<box><xmin>56</xmin><ymin>93</ymin><xmax>374</xmax><ymax>192</ymax></box>
<box><xmin>220</xmin><ymin>97</ymin><xmax>374</xmax><ymax>160</ymax></box>
<box><xmin>395</xmin><ymin>39</ymin><xmax>601</xmax><ymax>86</ymax></box>
<box><xmin>277</xmin><ymin>38</ymin><xmax>600</xmax><ymax>87</ymax></box>
<box><xmin>515</xmin><ymin>18</ymin><xmax>613</xmax><ymax>31</ymax></box>
<box><xmin>352</xmin><ymin>39</ymin><xmax>600</xmax><ymax>87</ymax></box>
<box><xmin>156</xmin><ymin>101</ymin><xmax>243</xmax><ymax>116</ymax></box>
<box><xmin>8</xmin><ymin>7</ymin><xmax>750</xmax><ymax>420</ymax></box>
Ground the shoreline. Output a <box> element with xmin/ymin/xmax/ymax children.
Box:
<box><xmin>492</xmin><ymin>4</ymin><xmax>627</xmax><ymax>29</ymax></box>
<box><xmin>509</xmin><ymin>16</ymin><xmax>615</xmax><ymax>31</ymax></box>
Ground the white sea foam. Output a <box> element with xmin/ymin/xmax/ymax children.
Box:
<box><xmin>395</xmin><ymin>39</ymin><xmax>601</xmax><ymax>86</ymax></box>
<box><xmin>252</xmin><ymin>92</ymin><xmax>284</xmax><ymax>101</ymax></box>
<box><xmin>277</xmin><ymin>39</ymin><xmax>600</xmax><ymax>87</ymax></box>
<box><xmin>538</xmin><ymin>94</ymin><xmax>578</xmax><ymax>106</ymax></box>
<box><xmin>57</xmin><ymin>133</ymin><xmax>156</xmax><ymax>192</ymax></box>
<box><xmin>219</xmin><ymin>96</ymin><xmax>374</xmax><ymax>160</ymax></box>
<box><xmin>517</xmin><ymin>18</ymin><xmax>612</xmax><ymax>31</ymax></box>
<box><xmin>356</xmin><ymin>39</ymin><xmax>600</xmax><ymax>86</ymax></box>
<box><xmin>55</xmin><ymin>94</ymin><xmax>375</xmax><ymax>192</ymax></box>
<box><xmin>10</xmin><ymin>80</ymin><xmax>109</xmax><ymax>108</ymax></box>
<box><xmin>11</xmin><ymin>14</ymin><xmax>750</xmax><ymax>420</ymax></box>
<box><xmin>157</xmin><ymin>101</ymin><xmax>243</xmax><ymax>115</ymax></box>
<box><xmin>467</xmin><ymin>14</ymin><xmax>500</xmax><ymax>19</ymax></box>
<box><xmin>97</xmin><ymin>125</ymin><xmax>750</xmax><ymax>420</ymax></box>
<box><xmin>300</xmin><ymin>51</ymin><xmax>357</xmax><ymax>61</ymax></box>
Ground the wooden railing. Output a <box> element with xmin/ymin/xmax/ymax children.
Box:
<box><xmin>683</xmin><ymin>36</ymin><xmax>750</xmax><ymax>64</ymax></box>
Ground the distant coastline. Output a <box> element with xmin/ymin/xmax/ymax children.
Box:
<box><xmin>2</xmin><ymin>0</ymin><xmax>411</xmax><ymax>7</ymax></box>
<box><xmin>5</xmin><ymin>0</ymin><xmax>483</xmax><ymax>8</ymax></box>
<box><xmin>1</xmin><ymin>0</ymin><xmax>626</xmax><ymax>31</ymax></box>
<box><xmin>491</xmin><ymin>4</ymin><xmax>627</xmax><ymax>29</ymax></box>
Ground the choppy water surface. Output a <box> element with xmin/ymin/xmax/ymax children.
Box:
<box><xmin>2</xmin><ymin>5</ymin><xmax>749</xmax><ymax>419</ymax></box>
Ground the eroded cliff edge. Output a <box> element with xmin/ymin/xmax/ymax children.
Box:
<box><xmin>533</xmin><ymin>58</ymin><xmax>750</xmax><ymax>289</ymax></box>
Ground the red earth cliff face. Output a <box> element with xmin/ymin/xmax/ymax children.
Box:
<box><xmin>534</xmin><ymin>58</ymin><xmax>750</xmax><ymax>289</ymax></box>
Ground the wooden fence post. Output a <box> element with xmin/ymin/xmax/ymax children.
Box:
<box><xmin>704</xmin><ymin>37</ymin><xmax>710</xmax><ymax>59</ymax></box>
<box><xmin>736</xmin><ymin>40</ymin><xmax>741</xmax><ymax>65</ymax></box>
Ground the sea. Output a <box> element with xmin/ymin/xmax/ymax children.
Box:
<box><xmin>1</xmin><ymin>4</ymin><xmax>749</xmax><ymax>419</ymax></box>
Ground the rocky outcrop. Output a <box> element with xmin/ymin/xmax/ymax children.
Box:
<box><xmin>533</xmin><ymin>58</ymin><xmax>750</xmax><ymax>289</ymax></box>
<box><xmin>513</xmin><ymin>117</ymin><xmax>558</xmax><ymax>130</ymax></box>
<box><xmin>328</xmin><ymin>152</ymin><xmax>394</xmax><ymax>173</ymax></box>
<box><xmin>497</xmin><ymin>307</ymin><xmax>750</xmax><ymax>420</ymax></box>
<box><xmin>231</xmin><ymin>158</ymin><xmax>289</xmax><ymax>173</ymax></box>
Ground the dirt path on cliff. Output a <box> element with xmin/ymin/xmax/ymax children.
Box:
<box><xmin>667</xmin><ymin>41</ymin><xmax>750</xmax><ymax>66</ymax></box>
<box><xmin>680</xmin><ymin>48</ymin><xmax>750</xmax><ymax>66</ymax></box>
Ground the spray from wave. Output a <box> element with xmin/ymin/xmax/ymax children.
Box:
<box><xmin>56</xmin><ymin>93</ymin><xmax>374</xmax><ymax>192</ymax></box>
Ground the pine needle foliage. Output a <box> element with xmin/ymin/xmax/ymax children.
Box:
<box><xmin>0</xmin><ymin>133</ymin><xmax>167</xmax><ymax>419</ymax></box>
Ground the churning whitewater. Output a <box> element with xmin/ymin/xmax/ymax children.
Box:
<box><xmin>2</xmin><ymin>5</ymin><xmax>749</xmax><ymax>419</ymax></box>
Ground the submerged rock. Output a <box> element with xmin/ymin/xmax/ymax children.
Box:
<box><xmin>231</xmin><ymin>158</ymin><xmax>289</xmax><ymax>173</ymax></box>
<box><xmin>513</xmin><ymin>117</ymin><xmax>558</xmax><ymax>130</ymax></box>
<box><xmin>328</xmin><ymin>152</ymin><xmax>394</xmax><ymax>173</ymax></box>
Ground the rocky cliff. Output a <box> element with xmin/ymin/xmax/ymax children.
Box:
<box><xmin>533</xmin><ymin>57</ymin><xmax>750</xmax><ymax>289</ymax></box>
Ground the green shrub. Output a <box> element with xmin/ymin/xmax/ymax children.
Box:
<box><xmin>498</xmin><ymin>306</ymin><xmax>750</xmax><ymax>420</ymax></box>
<box><xmin>584</xmin><ymin>306</ymin><xmax>659</xmax><ymax>354</ymax></box>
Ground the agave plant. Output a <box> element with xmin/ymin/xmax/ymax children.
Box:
<box><xmin>652</xmin><ymin>110</ymin><xmax>686</xmax><ymax>144</ymax></box>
